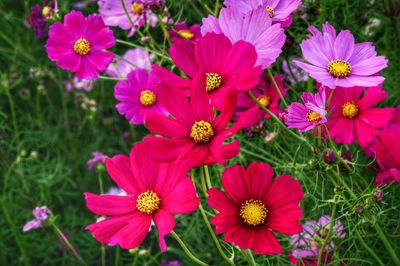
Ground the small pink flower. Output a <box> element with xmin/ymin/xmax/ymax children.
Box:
<box><xmin>168</xmin><ymin>21</ymin><xmax>201</xmax><ymax>43</ymax></box>
<box><xmin>87</xmin><ymin>152</ymin><xmax>109</xmax><ymax>170</ymax></box>
<box><xmin>64</xmin><ymin>77</ymin><xmax>93</xmax><ymax>92</ymax></box>
<box><xmin>106</xmin><ymin>48</ymin><xmax>154</xmax><ymax>78</ymax></box>
<box><xmin>23</xmin><ymin>206</ymin><xmax>50</xmax><ymax>232</ymax></box>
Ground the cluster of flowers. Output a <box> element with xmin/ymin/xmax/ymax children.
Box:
<box><xmin>33</xmin><ymin>0</ymin><xmax>397</xmax><ymax>264</ymax></box>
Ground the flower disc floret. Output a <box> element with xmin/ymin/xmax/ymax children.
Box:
<box><xmin>136</xmin><ymin>190</ymin><xmax>160</xmax><ymax>214</ymax></box>
<box><xmin>257</xmin><ymin>95</ymin><xmax>271</xmax><ymax>107</ymax></box>
<box><xmin>140</xmin><ymin>90</ymin><xmax>156</xmax><ymax>106</ymax></box>
<box><xmin>341</xmin><ymin>101</ymin><xmax>358</xmax><ymax>118</ymax></box>
<box><xmin>327</xmin><ymin>60</ymin><xmax>352</xmax><ymax>78</ymax></box>
<box><xmin>307</xmin><ymin>111</ymin><xmax>322</xmax><ymax>122</ymax></box>
<box><xmin>73</xmin><ymin>38</ymin><xmax>91</xmax><ymax>55</ymax></box>
<box><xmin>240</xmin><ymin>199</ymin><xmax>268</xmax><ymax>226</ymax></box>
<box><xmin>265</xmin><ymin>6</ymin><xmax>274</xmax><ymax>18</ymax></box>
<box><xmin>131</xmin><ymin>3</ymin><xmax>144</xmax><ymax>15</ymax></box>
<box><xmin>205</xmin><ymin>73</ymin><xmax>222</xmax><ymax>92</ymax></box>
<box><xmin>190</xmin><ymin>120</ymin><xmax>214</xmax><ymax>143</ymax></box>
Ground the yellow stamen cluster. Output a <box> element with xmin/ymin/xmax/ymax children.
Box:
<box><xmin>136</xmin><ymin>190</ymin><xmax>160</xmax><ymax>214</ymax></box>
<box><xmin>257</xmin><ymin>95</ymin><xmax>271</xmax><ymax>107</ymax></box>
<box><xmin>307</xmin><ymin>111</ymin><xmax>322</xmax><ymax>122</ymax></box>
<box><xmin>131</xmin><ymin>3</ymin><xmax>144</xmax><ymax>15</ymax></box>
<box><xmin>177</xmin><ymin>29</ymin><xmax>194</xmax><ymax>40</ymax></box>
<box><xmin>42</xmin><ymin>6</ymin><xmax>55</xmax><ymax>18</ymax></box>
<box><xmin>190</xmin><ymin>120</ymin><xmax>214</xmax><ymax>143</ymax></box>
<box><xmin>73</xmin><ymin>38</ymin><xmax>91</xmax><ymax>56</ymax></box>
<box><xmin>265</xmin><ymin>5</ymin><xmax>274</xmax><ymax>18</ymax></box>
<box><xmin>240</xmin><ymin>199</ymin><xmax>268</xmax><ymax>226</ymax></box>
<box><xmin>206</xmin><ymin>73</ymin><xmax>222</xmax><ymax>92</ymax></box>
<box><xmin>327</xmin><ymin>60</ymin><xmax>352</xmax><ymax>78</ymax></box>
<box><xmin>140</xmin><ymin>90</ymin><xmax>156</xmax><ymax>106</ymax></box>
<box><xmin>342</xmin><ymin>101</ymin><xmax>358</xmax><ymax>118</ymax></box>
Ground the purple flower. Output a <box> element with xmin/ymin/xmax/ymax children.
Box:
<box><xmin>23</xmin><ymin>220</ymin><xmax>43</xmax><ymax>232</ymax></box>
<box><xmin>106</xmin><ymin>48</ymin><xmax>154</xmax><ymax>78</ymax></box>
<box><xmin>201</xmin><ymin>5</ymin><xmax>286</xmax><ymax>69</ymax></box>
<box><xmin>285</xmin><ymin>88</ymin><xmax>327</xmax><ymax>132</ymax></box>
<box><xmin>161</xmin><ymin>259</ymin><xmax>181</xmax><ymax>266</ymax></box>
<box><xmin>28</xmin><ymin>4</ymin><xmax>47</xmax><ymax>39</ymax></box>
<box><xmin>98</xmin><ymin>0</ymin><xmax>158</xmax><ymax>37</ymax></box>
<box><xmin>114</xmin><ymin>69</ymin><xmax>168</xmax><ymax>124</ymax></box>
<box><xmin>64</xmin><ymin>77</ymin><xmax>94</xmax><ymax>92</ymax></box>
<box><xmin>73</xmin><ymin>0</ymin><xmax>96</xmax><ymax>9</ymax></box>
<box><xmin>23</xmin><ymin>206</ymin><xmax>50</xmax><ymax>232</ymax></box>
<box><xmin>224</xmin><ymin>0</ymin><xmax>301</xmax><ymax>28</ymax></box>
<box><xmin>87</xmin><ymin>152</ymin><xmax>108</xmax><ymax>170</ymax></box>
<box><xmin>294</xmin><ymin>22</ymin><xmax>388</xmax><ymax>89</ymax></box>
<box><xmin>282</xmin><ymin>58</ymin><xmax>309</xmax><ymax>84</ymax></box>
<box><xmin>290</xmin><ymin>215</ymin><xmax>346</xmax><ymax>260</ymax></box>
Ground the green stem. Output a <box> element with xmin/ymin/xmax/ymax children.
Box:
<box><xmin>199</xmin><ymin>167</ymin><xmax>208</xmax><ymax>198</ymax></box>
<box><xmin>203</xmin><ymin>165</ymin><xmax>212</xmax><ymax>189</ymax></box>
<box><xmin>323</xmin><ymin>124</ymin><xmax>352</xmax><ymax>172</ymax></box>
<box><xmin>53</xmin><ymin>224</ymin><xmax>86</xmax><ymax>265</ymax></box>
<box><xmin>156</xmin><ymin>14</ymin><xmax>170</xmax><ymax>65</ymax></box>
<box><xmin>243</xmin><ymin>250</ymin><xmax>257</xmax><ymax>266</ymax></box>
<box><xmin>5</xmin><ymin>85</ymin><xmax>19</xmax><ymax>144</ymax></box>
<box><xmin>267</xmin><ymin>68</ymin><xmax>288</xmax><ymax>107</ymax></box>
<box><xmin>98</xmin><ymin>75</ymin><xmax>126</xmax><ymax>81</ymax></box>
<box><xmin>170</xmin><ymin>231</ymin><xmax>209</xmax><ymax>266</ymax></box>
<box><xmin>326</xmin><ymin>88</ymin><xmax>335</xmax><ymax>108</ymax></box>
<box><xmin>355</xmin><ymin>230</ymin><xmax>384</xmax><ymax>266</ymax></box>
<box><xmin>317</xmin><ymin>201</ymin><xmax>338</xmax><ymax>266</ymax></box>
<box><xmin>115</xmin><ymin>246</ymin><xmax>120</xmax><ymax>266</ymax></box>
<box><xmin>198</xmin><ymin>203</ymin><xmax>235</xmax><ymax>266</ymax></box>
<box><xmin>247</xmin><ymin>91</ymin><xmax>313</xmax><ymax>150</ymax></box>
<box><xmin>116</xmin><ymin>39</ymin><xmax>173</xmax><ymax>63</ymax></box>
<box><xmin>120</xmin><ymin>0</ymin><xmax>135</xmax><ymax>29</ymax></box>
<box><xmin>372</xmin><ymin>223</ymin><xmax>400</xmax><ymax>266</ymax></box>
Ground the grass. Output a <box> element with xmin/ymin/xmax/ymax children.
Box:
<box><xmin>1</xmin><ymin>0</ymin><xmax>400</xmax><ymax>265</ymax></box>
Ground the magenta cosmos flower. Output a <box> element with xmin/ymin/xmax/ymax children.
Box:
<box><xmin>373</xmin><ymin>124</ymin><xmax>400</xmax><ymax>186</ymax></box>
<box><xmin>207</xmin><ymin>162</ymin><xmax>304</xmax><ymax>254</ymax></box>
<box><xmin>326</xmin><ymin>85</ymin><xmax>393</xmax><ymax>148</ymax></box>
<box><xmin>168</xmin><ymin>21</ymin><xmax>201</xmax><ymax>43</ymax></box>
<box><xmin>285</xmin><ymin>88</ymin><xmax>327</xmax><ymax>132</ymax></box>
<box><xmin>87</xmin><ymin>152</ymin><xmax>108</xmax><ymax>170</ymax></box>
<box><xmin>234</xmin><ymin>74</ymin><xmax>289</xmax><ymax>129</ymax></box>
<box><xmin>98</xmin><ymin>0</ymin><xmax>157</xmax><ymax>37</ymax></box>
<box><xmin>106</xmin><ymin>48</ymin><xmax>154</xmax><ymax>78</ymax></box>
<box><xmin>144</xmin><ymin>72</ymin><xmax>240</xmax><ymax>168</ymax></box>
<box><xmin>114</xmin><ymin>69</ymin><xmax>168</xmax><ymax>124</ymax></box>
<box><xmin>224</xmin><ymin>0</ymin><xmax>301</xmax><ymax>28</ymax></box>
<box><xmin>23</xmin><ymin>206</ymin><xmax>50</xmax><ymax>232</ymax></box>
<box><xmin>294</xmin><ymin>22</ymin><xmax>388</xmax><ymax>88</ymax></box>
<box><xmin>201</xmin><ymin>6</ymin><xmax>285</xmax><ymax>69</ymax></box>
<box><xmin>85</xmin><ymin>141</ymin><xmax>199</xmax><ymax>251</ymax></box>
<box><xmin>154</xmin><ymin>33</ymin><xmax>261</xmax><ymax>109</ymax></box>
<box><xmin>45</xmin><ymin>11</ymin><xmax>116</xmax><ymax>79</ymax></box>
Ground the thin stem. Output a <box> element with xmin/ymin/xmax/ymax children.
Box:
<box><xmin>323</xmin><ymin>124</ymin><xmax>352</xmax><ymax>172</ymax></box>
<box><xmin>198</xmin><ymin>203</ymin><xmax>235</xmax><ymax>266</ymax></box>
<box><xmin>247</xmin><ymin>91</ymin><xmax>313</xmax><ymax>150</ymax></box>
<box><xmin>115</xmin><ymin>246</ymin><xmax>120</xmax><ymax>266</ymax></box>
<box><xmin>170</xmin><ymin>231</ymin><xmax>209</xmax><ymax>266</ymax></box>
<box><xmin>317</xmin><ymin>201</ymin><xmax>338</xmax><ymax>266</ymax></box>
<box><xmin>355</xmin><ymin>230</ymin><xmax>384</xmax><ymax>266</ymax></box>
<box><xmin>244</xmin><ymin>250</ymin><xmax>257</xmax><ymax>266</ymax></box>
<box><xmin>203</xmin><ymin>165</ymin><xmax>212</xmax><ymax>189</ymax></box>
<box><xmin>53</xmin><ymin>224</ymin><xmax>86</xmax><ymax>265</ymax></box>
<box><xmin>120</xmin><ymin>0</ymin><xmax>135</xmax><ymax>28</ymax></box>
<box><xmin>372</xmin><ymin>223</ymin><xmax>400</xmax><ymax>266</ymax></box>
<box><xmin>5</xmin><ymin>85</ymin><xmax>19</xmax><ymax>144</ymax></box>
<box><xmin>98</xmin><ymin>75</ymin><xmax>126</xmax><ymax>81</ymax></box>
<box><xmin>326</xmin><ymin>88</ymin><xmax>335</xmax><ymax>108</ymax></box>
<box><xmin>116</xmin><ymin>39</ymin><xmax>173</xmax><ymax>63</ymax></box>
<box><xmin>199</xmin><ymin>167</ymin><xmax>209</xmax><ymax>198</ymax></box>
<box><xmin>267</xmin><ymin>68</ymin><xmax>288</xmax><ymax>107</ymax></box>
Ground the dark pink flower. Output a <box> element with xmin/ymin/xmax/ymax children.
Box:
<box><xmin>28</xmin><ymin>4</ymin><xmax>47</xmax><ymax>39</ymax></box>
<box><xmin>168</xmin><ymin>21</ymin><xmax>201</xmax><ymax>43</ymax></box>
<box><xmin>45</xmin><ymin>11</ymin><xmax>116</xmax><ymax>79</ymax></box>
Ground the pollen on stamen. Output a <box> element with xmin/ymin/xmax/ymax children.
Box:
<box><xmin>257</xmin><ymin>95</ymin><xmax>271</xmax><ymax>107</ymax></box>
<box><xmin>307</xmin><ymin>111</ymin><xmax>322</xmax><ymax>122</ymax></box>
<box><xmin>205</xmin><ymin>73</ymin><xmax>222</xmax><ymax>92</ymax></box>
<box><xmin>265</xmin><ymin>5</ymin><xmax>274</xmax><ymax>18</ymax></box>
<box><xmin>239</xmin><ymin>199</ymin><xmax>268</xmax><ymax>226</ymax></box>
<box><xmin>327</xmin><ymin>60</ymin><xmax>352</xmax><ymax>78</ymax></box>
<box><xmin>140</xmin><ymin>90</ymin><xmax>156</xmax><ymax>106</ymax></box>
<box><xmin>190</xmin><ymin>120</ymin><xmax>214</xmax><ymax>143</ymax></box>
<box><xmin>131</xmin><ymin>3</ymin><xmax>144</xmax><ymax>15</ymax></box>
<box><xmin>73</xmin><ymin>38</ymin><xmax>91</xmax><ymax>56</ymax></box>
<box><xmin>342</xmin><ymin>101</ymin><xmax>358</xmax><ymax>118</ymax></box>
<box><xmin>177</xmin><ymin>29</ymin><xmax>194</xmax><ymax>40</ymax></box>
<box><xmin>136</xmin><ymin>190</ymin><xmax>160</xmax><ymax>215</ymax></box>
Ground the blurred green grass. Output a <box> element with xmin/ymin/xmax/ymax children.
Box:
<box><xmin>1</xmin><ymin>0</ymin><xmax>399</xmax><ymax>265</ymax></box>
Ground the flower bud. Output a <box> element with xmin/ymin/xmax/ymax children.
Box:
<box><xmin>323</xmin><ymin>150</ymin><xmax>337</xmax><ymax>165</ymax></box>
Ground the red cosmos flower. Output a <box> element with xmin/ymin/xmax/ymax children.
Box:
<box><xmin>373</xmin><ymin>124</ymin><xmax>400</xmax><ymax>186</ymax></box>
<box><xmin>326</xmin><ymin>84</ymin><xmax>394</xmax><ymax>148</ymax></box>
<box><xmin>234</xmin><ymin>74</ymin><xmax>289</xmax><ymax>129</ymax></box>
<box><xmin>85</xmin><ymin>141</ymin><xmax>199</xmax><ymax>251</ymax></box>
<box><xmin>143</xmin><ymin>72</ymin><xmax>240</xmax><ymax>168</ymax></box>
<box><xmin>153</xmin><ymin>32</ymin><xmax>262</xmax><ymax>109</ymax></box>
<box><xmin>207</xmin><ymin>162</ymin><xmax>304</xmax><ymax>255</ymax></box>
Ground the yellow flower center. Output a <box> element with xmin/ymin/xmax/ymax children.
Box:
<box><xmin>327</xmin><ymin>60</ymin><xmax>352</xmax><ymax>78</ymax></box>
<box><xmin>265</xmin><ymin>5</ymin><xmax>274</xmax><ymax>18</ymax></box>
<box><xmin>131</xmin><ymin>3</ymin><xmax>144</xmax><ymax>15</ymax></box>
<box><xmin>342</xmin><ymin>101</ymin><xmax>358</xmax><ymax>118</ymax></box>
<box><xmin>73</xmin><ymin>38</ymin><xmax>91</xmax><ymax>56</ymax></box>
<box><xmin>257</xmin><ymin>95</ymin><xmax>271</xmax><ymax>107</ymax></box>
<box><xmin>206</xmin><ymin>73</ymin><xmax>222</xmax><ymax>92</ymax></box>
<box><xmin>177</xmin><ymin>29</ymin><xmax>194</xmax><ymax>40</ymax></box>
<box><xmin>136</xmin><ymin>190</ymin><xmax>160</xmax><ymax>214</ymax></box>
<box><xmin>140</xmin><ymin>90</ymin><xmax>156</xmax><ymax>106</ymax></box>
<box><xmin>42</xmin><ymin>6</ymin><xmax>54</xmax><ymax>18</ymax></box>
<box><xmin>190</xmin><ymin>120</ymin><xmax>214</xmax><ymax>143</ymax></box>
<box><xmin>239</xmin><ymin>199</ymin><xmax>268</xmax><ymax>226</ymax></box>
<box><xmin>307</xmin><ymin>111</ymin><xmax>322</xmax><ymax>122</ymax></box>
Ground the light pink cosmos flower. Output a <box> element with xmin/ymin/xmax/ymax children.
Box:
<box><xmin>45</xmin><ymin>11</ymin><xmax>116</xmax><ymax>79</ymax></box>
<box><xmin>224</xmin><ymin>0</ymin><xmax>301</xmax><ymax>28</ymax></box>
<box><xmin>98</xmin><ymin>0</ymin><xmax>158</xmax><ymax>37</ymax></box>
<box><xmin>64</xmin><ymin>77</ymin><xmax>93</xmax><ymax>92</ymax></box>
<box><xmin>294</xmin><ymin>22</ymin><xmax>388</xmax><ymax>88</ymax></box>
<box><xmin>201</xmin><ymin>5</ymin><xmax>286</xmax><ymax>69</ymax></box>
<box><xmin>285</xmin><ymin>88</ymin><xmax>327</xmax><ymax>132</ymax></box>
<box><xmin>114</xmin><ymin>69</ymin><xmax>168</xmax><ymax>124</ymax></box>
<box><xmin>87</xmin><ymin>152</ymin><xmax>109</xmax><ymax>170</ymax></box>
<box><xmin>23</xmin><ymin>206</ymin><xmax>50</xmax><ymax>232</ymax></box>
<box><xmin>106</xmin><ymin>48</ymin><xmax>155</xmax><ymax>78</ymax></box>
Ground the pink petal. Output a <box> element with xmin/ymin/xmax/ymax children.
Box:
<box><xmin>154</xmin><ymin>209</ymin><xmax>176</xmax><ymax>252</ymax></box>
<box><xmin>106</xmin><ymin>155</ymin><xmax>142</xmax><ymax>195</ymax></box>
<box><xmin>85</xmin><ymin>192</ymin><xmax>136</xmax><ymax>216</ymax></box>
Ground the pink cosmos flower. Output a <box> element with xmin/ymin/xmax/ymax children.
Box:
<box><xmin>201</xmin><ymin>6</ymin><xmax>286</xmax><ymax>69</ymax></box>
<box><xmin>106</xmin><ymin>48</ymin><xmax>154</xmax><ymax>78</ymax></box>
<box><xmin>207</xmin><ymin>162</ymin><xmax>304</xmax><ymax>255</ymax></box>
<box><xmin>233</xmin><ymin>74</ymin><xmax>289</xmax><ymax>129</ymax></box>
<box><xmin>285</xmin><ymin>88</ymin><xmax>327</xmax><ymax>132</ymax></box>
<box><xmin>64</xmin><ymin>77</ymin><xmax>93</xmax><ymax>92</ymax></box>
<box><xmin>114</xmin><ymin>69</ymin><xmax>168</xmax><ymax>124</ymax></box>
<box><xmin>85</xmin><ymin>141</ymin><xmax>199</xmax><ymax>251</ymax></box>
<box><xmin>98</xmin><ymin>0</ymin><xmax>158</xmax><ymax>37</ymax></box>
<box><xmin>290</xmin><ymin>215</ymin><xmax>345</xmax><ymax>263</ymax></box>
<box><xmin>373</xmin><ymin>124</ymin><xmax>400</xmax><ymax>186</ymax></box>
<box><xmin>45</xmin><ymin>11</ymin><xmax>116</xmax><ymax>79</ymax></box>
<box><xmin>224</xmin><ymin>0</ymin><xmax>301</xmax><ymax>28</ymax></box>
<box><xmin>294</xmin><ymin>22</ymin><xmax>388</xmax><ymax>88</ymax></box>
<box><xmin>143</xmin><ymin>72</ymin><xmax>241</xmax><ymax>168</ymax></box>
<box><xmin>23</xmin><ymin>206</ymin><xmax>50</xmax><ymax>232</ymax></box>
<box><xmin>326</xmin><ymin>85</ymin><xmax>393</xmax><ymax>148</ymax></box>
<box><xmin>168</xmin><ymin>21</ymin><xmax>201</xmax><ymax>43</ymax></box>
<box><xmin>87</xmin><ymin>152</ymin><xmax>109</xmax><ymax>170</ymax></box>
<box><xmin>153</xmin><ymin>33</ymin><xmax>262</xmax><ymax>109</ymax></box>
